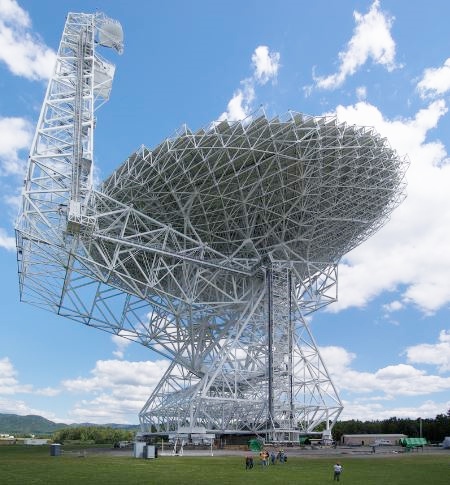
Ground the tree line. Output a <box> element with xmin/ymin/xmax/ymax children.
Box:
<box><xmin>332</xmin><ymin>410</ymin><xmax>450</xmax><ymax>443</ymax></box>
<box><xmin>52</xmin><ymin>426</ymin><xmax>134</xmax><ymax>444</ymax></box>
<box><xmin>49</xmin><ymin>410</ymin><xmax>450</xmax><ymax>444</ymax></box>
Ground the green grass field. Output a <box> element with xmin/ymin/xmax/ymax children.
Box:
<box><xmin>0</xmin><ymin>445</ymin><xmax>449</xmax><ymax>484</ymax></box>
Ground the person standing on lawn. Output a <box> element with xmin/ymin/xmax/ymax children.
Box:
<box><xmin>333</xmin><ymin>462</ymin><xmax>343</xmax><ymax>481</ymax></box>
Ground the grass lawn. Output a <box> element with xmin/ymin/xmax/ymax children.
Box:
<box><xmin>0</xmin><ymin>445</ymin><xmax>449</xmax><ymax>484</ymax></box>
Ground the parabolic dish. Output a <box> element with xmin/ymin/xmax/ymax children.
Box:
<box><xmin>101</xmin><ymin>112</ymin><xmax>406</xmax><ymax>269</ymax></box>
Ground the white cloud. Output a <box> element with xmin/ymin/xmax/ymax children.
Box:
<box><xmin>0</xmin><ymin>397</ymin><xmax>63</xmax><ymax>420</ymax></box>
<box><xmin>62</xmin><ymin>359</ymin><xmax>169</xmax><ymax>393</ymax></box>
<box><xmin>219</xmin><ymin>45</ymin><xmax>280</xmax><ymax>121</ymax></box>
<box><xmin>382</xmin><ymin>300</ymin><xmax>404</xmax><ymax>313</ymax></box>
<box><xmin>111</xmin><ymin>331</ymin><xmax>135</xmax><ymax>359</ymax></box>
<box><xmin>251</xmin><ymin>45</ymin><xmax>280</xmax><ymax>85</ymax></box>
<box><xmin>69</xmin><ymin>394</ymin><xmax>146</xmax><ymax>423</ymax></box>
<box><xmin>320</xmin><ymin>343</ymin><xmax>450</xmax><ymax>420</ymax></box>
<box><xmin>356</xmin><ymin>86</ymin><xmax>367</xmax><ymax>100</ymax></box>
<box><xmin>325</xmin><ymin>99</ymin><xmax>450</xmax><ymax>314</ymax></box>
<box><xmin>35</xmin><ymin>387</ymin><xmax>60</xmax><ymax>397</ymax></box>
<box><xmin>0</xmin><ymin>0</ymin><xmax>56</xmax><ymax>80</ymax></box>
<box><xmin>0</xmin><ymin>356</ymin><xmax>59</xmax><ymax>396</ymax></box>
<box><xmin>62</xmin><ymin>359</ymin><xmax>169</xmax><ymax>424</ymax></box>
<box><xmin>0</xmin><ymin>227</ymin><xmax>15</xmax><ymax>251</ymax></box>
<box><xmin>3</xmin><ymin>193</ymin><xmax>21</xmax><ymax>211</ymax></box>
<box><xmin>319</xmin><ymin>345</ymin><xmax>356</xmax><ymax>373</ymax></box>
<box><xmin>406</xmin><ymin>330</ymin><xmax>450</xmax><ymax>373</ymax></box>
<box><xmin>0</xmin><ymin>356</ymin><xmax>31</xmax><ymax>394</ymax></box>
<box><xmin>0</xmin><ymin>357</ymin><xmax>168</xmax><ymax>423</ymax></box>
<box><xmin>314</xmin><ymin>0</ymin><xmax>398</xmax><ymax>90</ymax></box>
<box><xmin>0</xmin><ymin>0</ymin><xmax>29</xmax><ymax>26</ymax></box>
<box><xmin>0</xmin><ymin>116</ymin><xmax>32</xmax><ymax>176</ymax></box>
<box><xmin>340</xmin><ymin>398</ymin><xmax>450</xmax><ymax>421</ymax></box>
<box><xmin>219</xmin><ymin>80</ymin><xmax>255</xmax><ymax>122</ymax></box>
<box><xmin>417</xmin><ymin>58</ymin><xmax>450</xmax><ymax>98</ymax></box>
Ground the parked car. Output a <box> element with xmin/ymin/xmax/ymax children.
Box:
<box><xmin>374</xmin><ymin>439</ymin><xmax>392</xmax><ymax>446</ymax></box>
<box><xmin>114</xmin><ymin>440</ymin><xmax>132</xmax><ymax>448</ymax></box>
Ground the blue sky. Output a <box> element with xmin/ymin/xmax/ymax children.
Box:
<box><xmin>0</xmin><ymin>0</ymin><xmax>449</xmax><ymax>425</ymax></box>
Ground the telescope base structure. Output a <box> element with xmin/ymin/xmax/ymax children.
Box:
<box><xmin>139</xmin><ymin>265</ymin><xmax>343</xmax><ymax>443</ymax></box>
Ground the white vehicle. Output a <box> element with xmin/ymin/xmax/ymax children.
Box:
<box><xmin>374</xmin><ymin>439</ymin><xmax>391</xmax><ymax>446</ymax></box>
<box><xmin>115</xmin><ymin>440</ymin><xmax>132</xmax><ymax>448</ymax></box>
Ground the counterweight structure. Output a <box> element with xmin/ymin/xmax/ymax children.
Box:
<box><xmin>15</xmin><ymin>12</ymin><xmax>407</xmax><ymax>442</ymax></box>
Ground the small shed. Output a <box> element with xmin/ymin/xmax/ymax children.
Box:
<box><xmin>24</xmin><ymin>438</ymin><xmax>49</xmax><ymax>445</ymax></box>
<box><xmin>400</xmin><ymin>437</ymin><xmax>427</xmax><ymax>450</ymax></box>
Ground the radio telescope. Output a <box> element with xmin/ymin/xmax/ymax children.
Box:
<box><xmin>15</xmin><ymin>12</ymin><xmax>407</xmax><ymax>443</ymax></box>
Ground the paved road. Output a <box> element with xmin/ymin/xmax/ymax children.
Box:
<box><xmin>82</xmin><ymin>445</ymin><xmax>449</xmax><ymax>459</ymax></box>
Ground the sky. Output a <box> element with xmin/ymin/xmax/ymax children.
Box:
<box><xmin>0</xmin><ymin>0</ymin><xmax>449</xmax><ymax>426</ymax></box>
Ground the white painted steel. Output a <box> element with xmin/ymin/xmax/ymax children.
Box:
<box><xmin>15</xmin><ymin>12</ymin><xmax>407</xmax><ymax>442</ymax></box>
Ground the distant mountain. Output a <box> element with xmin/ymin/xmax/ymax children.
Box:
<box><xmin>0</xmin><ymin>414</ymin><xmax>139</xmax><ymax>436</ymax></box>
<box><xmin>103</xmin><ymin>423</ymin><xmax>140</xmax><ymax>430</ymax></box>
<box><xmin>0</xmin><ymin>414</ymin><xmax>68</xmax><ymax>435</ymax></box>
<box><xmin>71</xmin><ymin>422</ymin><xmax>140</xmax><ymax>430</ymax></box>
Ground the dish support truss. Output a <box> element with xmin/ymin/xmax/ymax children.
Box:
<box><xmin>139</xmin><ymin>262</ymin><xmax>342</xmax><ymax>441</ymax></box>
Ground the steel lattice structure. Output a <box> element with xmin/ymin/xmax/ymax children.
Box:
<box><xmin>15</xmin><ymin>12</ymin><xmax>407</xmax><ymax>442</ymax></box>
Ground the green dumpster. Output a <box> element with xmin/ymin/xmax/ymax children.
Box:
<box><xmin>248</xmin><ymin>439</ymin><xmax>263</xmax><ymax>451</ymax></box>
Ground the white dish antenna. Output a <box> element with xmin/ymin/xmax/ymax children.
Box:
<box><xmin>98</xmin><ymin>19</ymin><xmax>124</xmax><ymax>54</ymax></box>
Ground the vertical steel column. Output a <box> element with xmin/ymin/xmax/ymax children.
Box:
<box><xmin>288</xmin><ymin>268</ymin><xmax>294</xmax><ymax>428</ymax></box>
<box><xmin>72</xmin><ymin>28</ymin><xmax>87</xmax><ymax>204</ymax></box>
<box><xmin>266</xmin><ymin>265</ymin><xmax>274</xmax><ymax>425</ymax></box>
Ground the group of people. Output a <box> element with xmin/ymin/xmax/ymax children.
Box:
<box><xmin>245</xmin><ymin>448</ymin><xmax>287</xmax><ymax>469</ymax></box>
<box><xmin>245</xmin><ymin>453</ymin><xmax>344</xmax><ymax>481</ymax></box>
